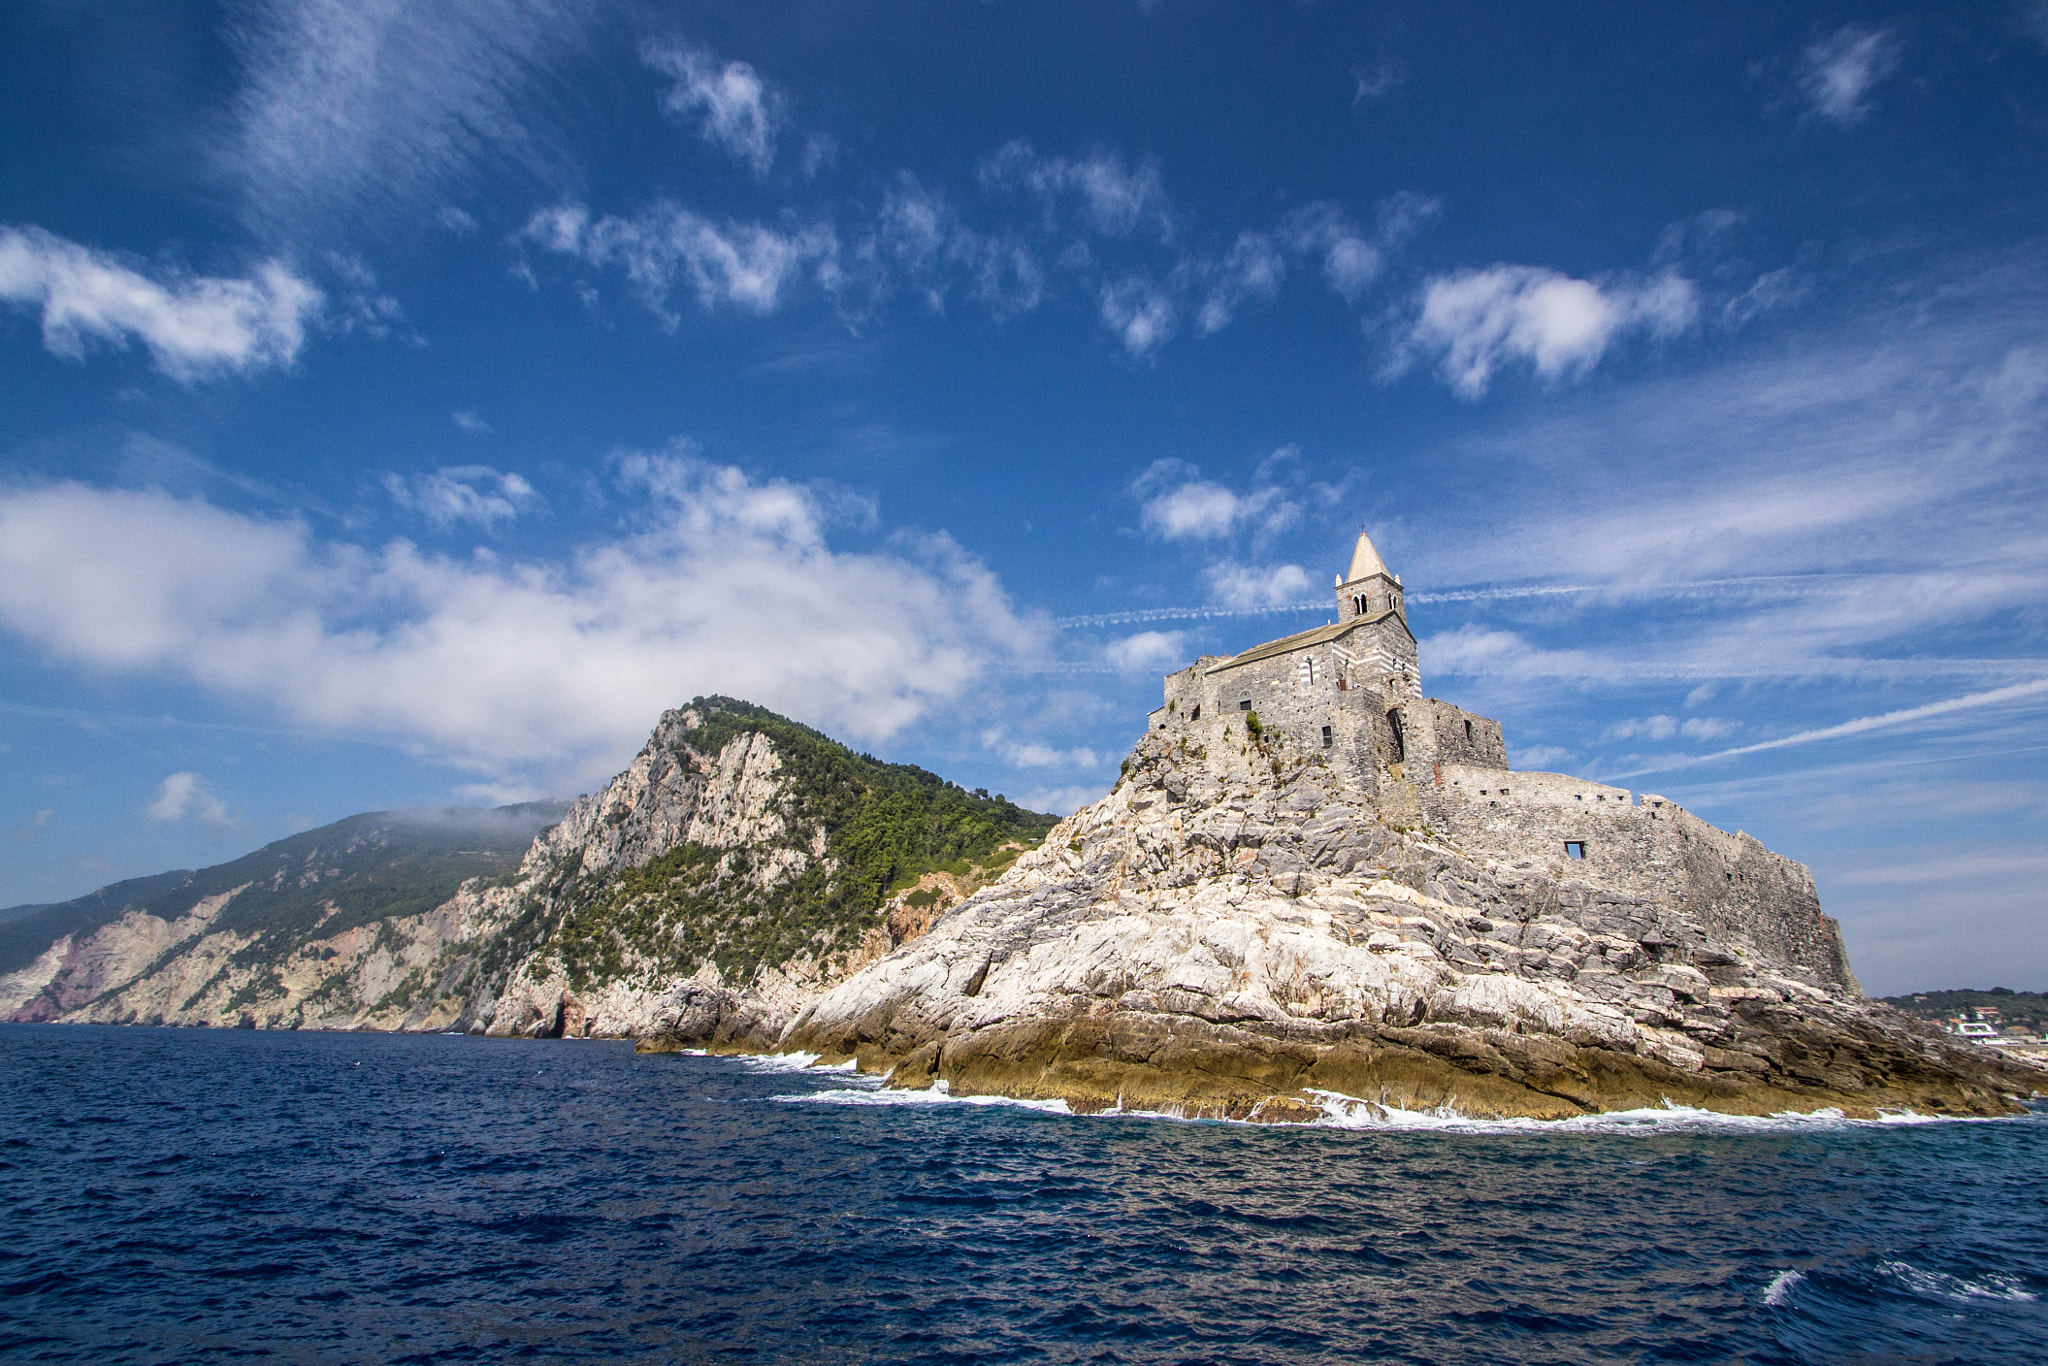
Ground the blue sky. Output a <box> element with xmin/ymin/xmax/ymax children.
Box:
<box><xmin>2</xmin><ymin>1</ymin><xmax>2044</xmax><ymax>994</ymax></box>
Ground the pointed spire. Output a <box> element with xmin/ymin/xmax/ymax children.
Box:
<box><xmin>1344</xmin><ymin>530</ymin><xmax>1389</xmax><ymax>585</ymax></box>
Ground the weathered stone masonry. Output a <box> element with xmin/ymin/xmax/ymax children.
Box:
<box><xmin>1145</xmin><ymin>531</ymin><xmax>1860</xmax><ymax>995</ymax></box>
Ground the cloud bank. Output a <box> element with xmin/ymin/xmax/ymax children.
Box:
<box><xmin>0</xmin><ymin>454</ymin><xmax>1045</xmax><ymax>789</ymax></box>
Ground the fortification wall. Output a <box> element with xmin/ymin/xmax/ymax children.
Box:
<box><xmin>1421</xmin><ymin>764</ymin><xmax>1859</xmax><ymax>993</ymax></box>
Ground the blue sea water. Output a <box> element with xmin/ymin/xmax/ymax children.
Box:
<box><xmin>0</xmin><ymin>1026</ymin><xmax>2042</xmax><ymax>1365</ymax></box>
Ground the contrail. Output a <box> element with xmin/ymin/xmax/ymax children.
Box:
<box><xmin>1054</xmin><ymin>573</ymin><xmax>1871</xmax><ymax>628</ymax></box>
<box><xmin>1607</xmin><ymin>678</ymin><xmax>2048</xmax><ymax>779</ymax></box>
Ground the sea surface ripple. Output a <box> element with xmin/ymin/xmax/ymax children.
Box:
<box><xmin>1</xmin><ymin>1026</ymin><xmax>2042</xmax><ymax>1364</ymax></box>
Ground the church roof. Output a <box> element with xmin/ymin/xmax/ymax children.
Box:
<box><xmin>1206</xmin><ymin>607</ymin><xmax>1410</xmax><ymax>674</ymax></box>
<box><xmin>1340</xmin><ymin>531</ymin><xmax>1390</xmax><ymax>586</ymax></box>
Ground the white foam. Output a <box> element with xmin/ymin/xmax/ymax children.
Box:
<box><xmin>1876</xmin><ymin>1260</ymin><xmax>2039</xmax><ymax>1303</ymax></box>
<box><xmin>1300</xmin><ymin>1090</ymin><xmax>2003</xmax><ymax>1134</ymax></box>
<box><xmin>774</xmin><ymin>1082</ymin><xmax>1074</xmax><ymax>1115</ymax></box>
<box><xmin>1763</xmin><ymin>1269</ymin><xmax>1805</xmax><ymax>1306</ymax></box>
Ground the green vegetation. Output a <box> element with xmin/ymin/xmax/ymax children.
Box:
<box><xmin>1880</xmin><ymin>987</ymin><xmax>2048</xmax><ymax>1033</ymax></box>
<box><xmin>539</xmin><ymin>696</ymin><xmax>1057</xmax><ymax>990</ymax></box>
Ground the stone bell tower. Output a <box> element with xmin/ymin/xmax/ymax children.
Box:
<box><xmin>1335</xmin><ymin>529</ymin><xmax>1405</xmax><ymax>624</ymax></box>
<box><xmin>1334</xmin><ymin>529</ymin><xmax>1420</xmax><ymax>695</ymax></box>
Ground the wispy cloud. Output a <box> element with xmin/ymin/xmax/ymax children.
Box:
<box><xmin>1797</xmin><ymin>25</ymin><xmax>1901</xmax><ymax>127</ymax></box>
<box><xmin>981</xmin><ymin>141</ymin><xmax>1176</xmax><ymax>240</ymax></box>
<box><xmin>0</xmin><ymin>226</ymin><xmax>321</xmax><ymax>381</ymax></box>
<box><xmin>642</xmin><ymin>37</ymin><xmax>787</xmax><ymax>177</ymax></box>
<box><xmin>220</xmin><ymin>0</ymin><xmax>596</xmax><ymax>237</ymax></box>
<box><xmin>382</xmin><ymin>466</ymin><xmax>543</xmax><ymax>529</ymax></box>
<box><xmin>523</xmin><ymin>202</ymin><xmax>841</xmax><ymax>320</ymax></box>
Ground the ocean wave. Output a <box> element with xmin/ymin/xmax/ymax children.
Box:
<box><xmin>1762</xmin><ymin>1269</ymin><xmax>1806</xmax><ymax>1306</ymax></box>
<box><xmin>1875</xmin><ymin>1259</ymin><xmax>2039</xmax><ymax>1304</ymax></box>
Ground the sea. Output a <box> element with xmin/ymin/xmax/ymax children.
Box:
<box><xmin>1</xmin><ymin>1025</ymin><xmax>2042</xmax><ymax>1365</ymax></box>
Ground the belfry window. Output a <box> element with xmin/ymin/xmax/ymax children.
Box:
<box><xmin>1564</xmin><ymin>841</ymin><xmax>1586</xmax><ymax>860</ymax></box>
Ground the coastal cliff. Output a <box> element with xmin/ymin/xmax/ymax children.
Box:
<box><xmin>4</xmin><ymin>692</ymin><xmax>2033</xmax><ymax>1121</ymax></box>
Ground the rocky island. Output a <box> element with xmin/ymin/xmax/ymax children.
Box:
<box><xmin>4</xmin><ymin>534</ymin><xmax>2035</xmax><ymax>1122</ymax></box>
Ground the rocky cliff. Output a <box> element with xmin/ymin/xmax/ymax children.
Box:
<box><xmin>0</xmin><ymin>804</ymin><xmax>564</xmax><ymax>1029</ymax></box>
<box><xmin>770</xmin><ymin>716</ymin><xmax>2035</xmax><ymax>1120</ymax></box>
<box><xmin>465</xmin><ymin>698</ymin><xmax>1057</xmax><ymax>1040</ymax></box>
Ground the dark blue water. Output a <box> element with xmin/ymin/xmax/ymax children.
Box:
<box><xmin>1</xmin><ymin>1027</ymin><xmax>2042</xmax><ymax>1365</ymax></box>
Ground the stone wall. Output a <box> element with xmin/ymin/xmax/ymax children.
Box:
<box><xmin>1421</xmin><ymin>764</ymin><xmax>1859</xmax><ymax>994</ymax></box>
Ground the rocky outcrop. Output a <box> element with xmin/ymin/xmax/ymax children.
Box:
<box><xmin>777</xmin><ymin>721</ymin><xmax>2036</xmax><ymax>1120</ymax></box>
<box><xmin>460</xmin><ymin>699</ymin><xmax>1054</xmax><ymax>1041</ymax></box>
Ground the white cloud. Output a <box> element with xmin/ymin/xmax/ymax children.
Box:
<box><xmin>1798</xmin><ymin>26</ymin><xmax>1901</xmax><ymax>127</ymax></box>
<box><xmin>220</xmin><ymin>0</ymin><xmax>596</xmax><ymax>236</ymax></box>
<box><xmin>0</xmin><ymin>226</ymin><xmax>321</xmax><ymax>382</ymax></box>
<box><xmin>642</xmin><ymin>38</ymin><xmax>786</xmax><ymax>177</ymax></box>
<box><xmin>0</xmin><ymin>456</ymin><xmax>1046</xmax><ymax>788</ymax></box>
<box><xmin>453</xmin><ymin>410</ymin><xmax>491</xmax><ymax>434</ymax></box>
<box><xmin>1133</xmin><ymin>459</ymin><xmax>1301</xmax><ymax>542</ymax></box>
<box><xmin>524</xmin><ymin>202</ymin><xmax>840</xmax><ymax>319</ymax></box>
<box><xmin>1140</xmin><ymin>481</ymin><xmax>1238</xmax><ymax>540</ymax></box>
<box><xmin>1204</xmin><ymin>562</ymin><xmax>1313</xmax><ymax>610</ymax></box>
<box><xmin>1105</xmin><ymin>630</ymin><xmax>1189</xmax><ymax>674</ymax></box>
<box><xmin>981</xmin><ymin>141</ymin><xmax>1175</xmax><ymax>240</ymax></box>
<box><xmin>146</xmin><ymin>772</ymin><xmax>232</xmax><ymax>827</ymax></box>
<box><xmin>383</xmin><ymin>466</ymin><xmax>543</xmax><ymax>529</ymax></box>
<box><xmin>1100</xmin><ymin>276</ymin><xmax>1176</xmax><ymax>355</ymax></box>
<box><xmin>1406</xmin><ymin>264</ymin><xmax>1698</xmax><ymax>397</ymax></box>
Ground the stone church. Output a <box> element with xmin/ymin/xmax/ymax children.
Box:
<box><xmin>1148</xmin><ymin>531</ymin><xmax>1860</xmax><ymax>992</ymax></box>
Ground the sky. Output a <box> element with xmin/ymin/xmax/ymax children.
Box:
<box><xmin>1</xmin><ymin>1</ymin><xmax>2044</xmax><ymax>995</ymax></box>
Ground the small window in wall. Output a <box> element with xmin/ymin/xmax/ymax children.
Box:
<box><xmin>1190</xmin><ymin>704</ymin><xmax>1201</xmax><ymax>721</ymax></box>
<box><xmin>1564</xmin><ymin>841</ymin><xmax>1586</xmax><ymax>860</ymax></box>
<box><xmin>1464</xmin><ymin>719</ymin><xmax>1474</xmax><ymax>743</ymax></box>
<box><xmin>1239</xmin><ymin>697</ymin><xmax>1252</xmax><ymax>711</ymax></box>
<box><xmin>1321</xmin><ymin>725</ymin><xmax>1333</xmax><ymax>748</ymax></box>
